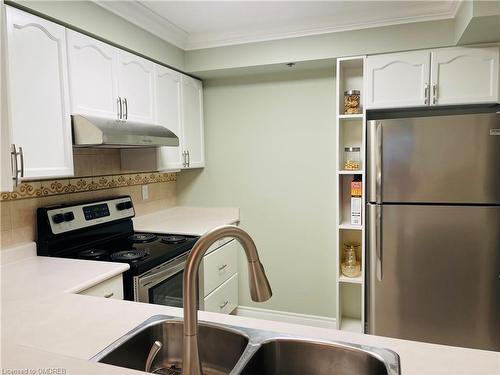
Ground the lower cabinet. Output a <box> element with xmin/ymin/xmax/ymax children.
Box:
<box><xmin>200</xmin><ymin>238</ymin><xmax>239</xmax><ymax>314</ymax></box>
<box><xmin>203</xmin><ymin>274</ymin><xmax>238</xmax><ymax>314</ymax></box>
<box><xmin>78</xmin><ymin>274</ymin><xmax>124</xmax><ymax>300</ymax></box>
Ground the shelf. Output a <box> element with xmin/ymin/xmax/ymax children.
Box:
<box><xmin>338</xmin><ymin>275</ymin><xmax>363</xmax><ymax>284</ymax></box>
<box><xmin>338</xmin><ymin>223</ymin><xmax>363</xmax><ymax>230</ymax></box>
<box><xmin>338</xmin><ymin>170</ymin><xmax>364</xmax><ymax>175</ymax></box>
<box><xmin>341</xmin><ymin>317</ymin><xmax>363</xmax><ymax>333</ymax></box>
<box><xmin>338</xmin><ymin>114</ymin><xmax>364</xmax><ymax>119</ymax></box>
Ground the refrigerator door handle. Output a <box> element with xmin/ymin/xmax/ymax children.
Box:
<box><xmin>375</xmin><ymin>123</ymin><xmax>383</xmax><ymax>204</ymax></box>
<box><xmin>369</xmin><ymin>204</ymin><xmax>383</xmax><ymax>282</ymax></box>
<box><xmin>376</xmin><ymin>205</ymin><xmax>383</xmax><ymax>281</ymax></box>
<box><xmin>367</xmin><ymin>121</ymin><xmax>383</xmax><ymax>204</ymax></box>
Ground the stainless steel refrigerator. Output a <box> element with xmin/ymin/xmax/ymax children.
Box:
<box><xmin>366</xmin><ymin>109</ymin><xmax>500</xmax><ymax>351</ymax></box>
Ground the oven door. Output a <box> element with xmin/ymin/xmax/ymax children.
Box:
<box><xmin>134</xmin><ymin>252</ymin><xmax>189</xmax><ymax>307</ymax></box>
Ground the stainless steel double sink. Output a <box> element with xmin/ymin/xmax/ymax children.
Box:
<box><xmin>92</xmin><ymin>315</ymin><xmax>400</xmax><ymax>375</ymax></box>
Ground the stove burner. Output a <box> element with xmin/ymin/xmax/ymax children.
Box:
<box><xmin>128</xmin><ymin>233</ymin><xmax>158</xmax><ymax>243</ymax></box>
<box><xmin>110</xmin><ymin>249</ymin><xmax>147</xmax><ymax>262</ymax></box>
<box><xmin>161</xmin><ymin>235</ymin><xmax>187</xmax><ymax>244</ymax></box>
<box><xmin>78</xmin><ymin>249</ymin><xmax>108</xmax><ymax>261</ymax></box>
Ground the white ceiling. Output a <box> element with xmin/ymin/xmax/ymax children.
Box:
<box><xmin>96</xmin><ymin>1</ymin><xmax>462</xmax><ymax>50</ymax></box>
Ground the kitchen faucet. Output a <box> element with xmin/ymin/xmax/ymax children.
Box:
<box><xmin>182</xmin><ymin>225</ymin><xmax>272</xmax><ymax>375</ymax></box>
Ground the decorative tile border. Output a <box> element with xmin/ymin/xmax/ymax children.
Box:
<box><xmin>0</xmin><ymin>172</ymin><xmax>176</xmax><ymax>201</ymax></box>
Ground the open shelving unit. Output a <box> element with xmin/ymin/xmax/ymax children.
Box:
<box><xmin>335</xmin><ymin>56</ymin><xmax>366</xmax><ymax>333</ymax></box>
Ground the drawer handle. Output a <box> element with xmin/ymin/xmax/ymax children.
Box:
<box><xmin>218</xmin><ymin>264</ymin><xmax>228</xmax><ymax>271</ymax></box>
<box><xmin>219</xmin><ymin>300</ymin><xmax>229</xmax><ymax>309</ymax></box>
<box><xmin>104</xmin><ymin>292</ymin><xmax>114</xmax><ymax>298</ymax></box>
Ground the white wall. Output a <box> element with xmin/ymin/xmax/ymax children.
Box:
<box><xmin>177</xmin><ymin>68</ymin><xmax>338</xmax><ymax>317</ymax></box>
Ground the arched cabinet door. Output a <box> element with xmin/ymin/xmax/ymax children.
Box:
<box><xmin>365</xmin><ymin>51</ymin><xmax>430</xmax><ymax>109</ymax></box>
<box><xmin>431</xmin><ymin>47</ymin><xmax>499</xmax><ymax>105</ymax></box>
<box><xmin>66</xmin><ymin>30</ymin><xmax>119</xmax><ymax>119</ymax></box>
<box><xmin>117</xmin><ymin>50</ymin><xmax>156</xmax><ymax>124</ymax></box>
<box><xmin>5</xmin><ymin>6</ymin><xmax>73</xmax><ymax>179</ymax></box>
<box><xmin>181</xmin><ymin>76</ymin><xmax>205</xmax><ymax>169</ymax></box>
<box><xmin>155</xmin><ymin>65</ymin><xmax>183</xmax><ymax>171</ymax></box>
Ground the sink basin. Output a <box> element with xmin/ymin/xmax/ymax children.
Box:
<box><xmin>93</xmin><ymin>315</ymin><xmax>400</xmax><ymax>375</ymax></box>
<box><xmin>94</xmin><ymin>316</ymin><xmax>249</xmax><ymax>374</ymax></box>
<box><xmin>239</xmin><ymin>339</ymin><xmax>391</xmax><ymax>375</ymax></box>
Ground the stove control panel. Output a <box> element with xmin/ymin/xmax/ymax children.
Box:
<box><xmin>47</xmin><ymin>196</ymin><xmax>135</xmax><ymax>235</ymax></box>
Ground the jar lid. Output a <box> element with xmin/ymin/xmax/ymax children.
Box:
<box><xmin>344</xmin><ymin>90</ymin><xmax>360</xmax><ymax>95</ymax></box>
<box><xmin>344</xmin><ymin>241</ymin><xmax>360</xmax><ymax>249</ymax></box>
<box><xmin>345</xmin><ymin>146</ymin><xmax>361</xmax><ymax>152</ymax></box>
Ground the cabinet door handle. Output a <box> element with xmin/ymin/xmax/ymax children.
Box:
<box><xmin>219</xmin><ymin>300</ymin><xmax>229</xmax><ymax>309</ymax></box>
<box><xmin>182</xmin><ymin>151</ymin><xmax>187</xmax><ymax>167</ymax></box>
<box><xmin>117</xmin><ymin>97</ymin><xmax>123</xmax><ymax>120</ymax></box>
<box><xmin>10</xmin><ymin>144</ymin><xmax>19</xmax><ymax>186</ymax></box>
<box><xmin>187</xmin><ymin>150</ymin><xmax>190</xmax><ymax>167</ymax></box>
<box><xmin>104</xmin><ymin>292</ymin><xmax>114</xmax><ymax>298</ymax></box>
<box><xmin>218</xmin><ymin>264</ymin><xmax>228</xmax><ymax>271</ymax></box>
<box><xmin>18</xmin><ymin>147</ymin><xmax>24</xmax><ymax>178</ymax></box>
<box><xmin>123</xmin><ymin>98</ymin><xmax>128</xmax><ymax>120</ymax></box>
<box><xmin>432</xmin><ymin>84</ymin><xmax>437</xmax><ymax>105</ymax></box>
<box><xmin>424</xmin><ymin>83</ymin><xmax>429</xmax><ymax>105</ymax></box>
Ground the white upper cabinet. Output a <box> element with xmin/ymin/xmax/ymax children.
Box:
<box><xmin>117</xmin><ymin>50</ymin><xmax>155</xmax><ymax>124</ymax></box>
<box><xmin>431</xmin><ymin>47</ymin><xmax>499</xmax><ymax>105</ymax></box>
<box><xmin>5</xmin><ymin>6</ymin><xmax>73</xmax><ymax>179</ymax></box>
<box><xmin>181</xmin><ymin>76</ymin><xmax>205</xmax><ymax>169</ymax></box>
<box><xmin>155</xmin><ymin>65</ymin><xmax>183</xmax><ymax>171</ymax></box>
<box><xmin>365</xmin><ymin>47</ymin><xmax>499</xmax><ymax>109</ymax></box>
<box><xmin>66</xmin><ymin>30</ymin><xmax>119</xmax><ymax>119</ymax></box>
<box><xmin>67</xmin><ymin>32</ymin><xmax>156</xmax><ymax>124</ymax></box>
<box><xmin>365</xmin><ymin>50</ymin><xmax>431</xmax><ymax>109</ymax></box>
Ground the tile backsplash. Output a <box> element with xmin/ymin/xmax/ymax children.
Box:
<box><xmin>0</xmin><ymin>149</ymin><xmax>177</xmax><ymax>248</ymax></box>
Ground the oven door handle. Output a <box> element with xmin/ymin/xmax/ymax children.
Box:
<box><xmin>139</xmin><ymin>258</ymin><xmax>186</xmax><ymax>287</ymax></box>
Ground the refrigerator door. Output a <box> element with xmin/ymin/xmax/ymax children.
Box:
<box><xmin>367</xmin><ymin>113</ymin><xmax>500</xmax><ymax>204</ymax></box>
<box><xmin>366</xmin><ymin>203</ymin><xmax>500</xmax><ymax>351</ymax></box>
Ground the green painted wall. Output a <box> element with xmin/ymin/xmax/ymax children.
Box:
<box><xmin>7</xmin><ymin>0</ymin><xmax>185</xmax><ymax>70</ymax></box>
<box><xmin>177</xmin><ymin>69</ymin><xmax>337</xmax><ymax>317</ymax></box>
<box><xmin>185</xmin><ymin>19</ymin><xmax>456</xmax><ymax>74</ymax></box>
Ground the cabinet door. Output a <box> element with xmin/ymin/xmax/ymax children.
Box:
<box><xmin>155</xmin><ymin>65</ymin><xmax>183</xmax><ymax>170</ymax></box>
<box><xmin>203</xmin><ymin>274</ymin><xmax>238</xmax><ymax>314</ymax></box>
<box><xmin>181</xmin><ymin>75</ymin><xmax>205</xmax><ymax>169</ymax></box>
<box><xmin>202</xmin><ymin>239</ymin><xmax>238</xmax><ymax>297</ymax></box>
<box><xmin>66</xmin><ymin>30</ymin><xmax>119</xmax><ymax>119</ymax></box>
<box><xmin>118</xmin><ymin>50</ymin><xmax>155</xmax><ymax>123</ymax></box>
<box><xmin>431</xmin><ymin>47</ymin><xmax>499</xmax><ymax>105</ymax></box>
<box><xmin>5</xmin><ymin>7</ymin><xmax>73</xmax><ymax>179</ymax></box>
<box><xmin>365</xmin><ymin>51</ymin><xmax>431</xmax><ymax>109</ymax></box>
<box><xmin>1</xmin><ymin>4</ymin><xmax>14</xmax><ymax>191</ymax></box>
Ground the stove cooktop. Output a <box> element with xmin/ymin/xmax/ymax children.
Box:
<box><xmin>71</xmin><ymin>232</ymin><xmax>199</xmax><ymax>275</ymax></box>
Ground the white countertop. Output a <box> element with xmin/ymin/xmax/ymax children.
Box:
<box><xmin>2</xmin><ymin>247</ymin><xmax>499</xmax><ymax>374</ymax></box>
<box><xmin>133</xmin><ymin>206</ymin><xmax>240</xmax><ymax>236</ymax></box>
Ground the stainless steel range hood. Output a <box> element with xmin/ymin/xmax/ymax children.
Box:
<box><xmin>72</xmin><ymin>115</ymin><xmax>179</xmax><ymax>148</ymax></box>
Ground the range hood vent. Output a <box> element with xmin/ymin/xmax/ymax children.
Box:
<box><xmin>72</xmin><ymin>115</ymin><xmax>179</xmax><ymax>148</ymax></box>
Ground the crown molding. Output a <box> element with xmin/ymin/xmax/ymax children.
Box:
<box><xmin>93</xmin><ymin>0</ymin><xmax>188</xmax><ymax>49</ymax></box>
<box><xmin>185</xmin><ymin>4</ymin><xmax>462</xmax><ymax>51</ymax></box>
<box><xmin>94</xmin><ymin>0</ymin><xmax>462</xmax><ymax>52</ymax></box>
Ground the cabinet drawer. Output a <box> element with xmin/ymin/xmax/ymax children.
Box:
<box><xmin>203</xmin><ymin>273</ymin><xmax>238</xmax><ymax>314</ymax></box>
<box><xmin>79</xmin><ymin>274</ymin><xmax>123</xmax><ymax>300</ymax></box>
<box><xmin>203</xmin><ymin>239</ymin><xmax>238</xmax><ymax>296</ymax></box>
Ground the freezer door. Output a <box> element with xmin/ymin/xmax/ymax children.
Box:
<box><xmin>367</xmin><ymin>113</ymin><xmax>500</xmax><ymax>204</ymax></box>
<box><xmin>366</xmin><ymin>204</ymin><xmax>500</xmax><ymax>351</ymax></box>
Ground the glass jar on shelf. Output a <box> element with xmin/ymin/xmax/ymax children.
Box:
<box><xmin>341</xmin><ymin>241</ymin><xmax>361</xmax><ymax>278</ymax></box>
<box><xmin>344</xmin><ymin>90</ymin><xmax>361</xmax><ymax>114</ymax></box>
<box><xmin>344</xmin><ymin>146</ymin><xmax>361</xmax><ymax>170</ymax></box>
